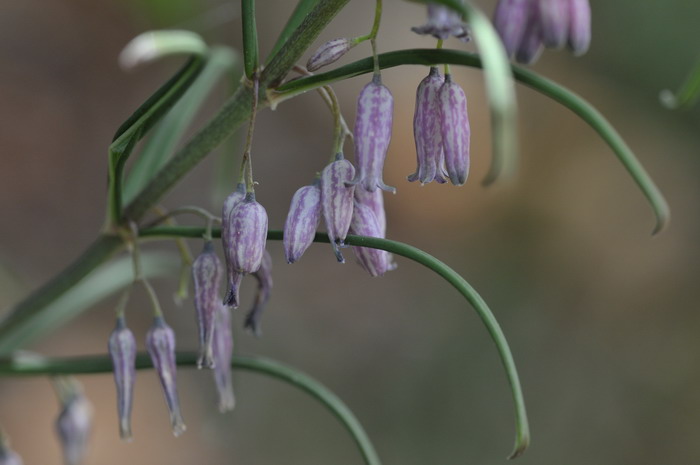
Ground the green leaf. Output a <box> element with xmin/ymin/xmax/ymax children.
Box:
<box><xmin>241</xmin><ymin>0</ymin><xmax>259</xmax><ymax>78</ymax></box>
<box><xmin>267</xmin><ymin>0</ymin><xmax>320</xmax><ymax>62</ymax></box>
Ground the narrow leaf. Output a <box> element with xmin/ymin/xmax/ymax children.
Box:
<box><xmin>267</xmin><ymin>0</ymin><xmax>320</xmax><ymax>62</ymax></box>
<box><xmin>242</xmin><ymin>0</ymin><xmax>259</xmax><ymax>78</ymax></box>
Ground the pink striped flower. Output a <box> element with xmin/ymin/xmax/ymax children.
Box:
<box><xmin>321</xmin><ymin>155</ymin><xmax>356</xmax><ymax>262</ymax></box>
<box><xmin>284</xmin><ymin>182</ymin><xmax>321</xmax><ymax>264</ymax></box>
<box><xmin>192</xmin><ymin>242</ymin><xmax>223</xmax><ymax>369</ymax></box>
<box><xmin>439</xmin><ymin>75</ymin><xmax>470</xmax><ymax>186</ymax></box>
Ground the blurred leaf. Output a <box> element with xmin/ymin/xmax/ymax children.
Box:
<box><xmin>267</xmin><ymin>0</ymin><xmax>321</xmax><ymax>62</ymax></box>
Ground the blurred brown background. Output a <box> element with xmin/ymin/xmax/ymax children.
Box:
<box><xmin>1</xmin><ymin>0</ymin><xmax>699</xmax><ymax>464</ymax></box>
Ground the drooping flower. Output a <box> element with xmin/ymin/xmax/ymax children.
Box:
<box><xmin>439</xmin><ymin>75</ymin><xmax>470</xmax><ymax>186</ymax></box>
<box><xmin>245</xmin><ymin>249</ymin><xmax>272</xmax><ymax>336</ymax></box>
<box><xmin>538</xmin><ymin>0</ymin><xmax>569</xmax><ymax>48</ymax></box>
<box><xmin>222</xmin><ymin>183</ymin><xmax>246</xmax><ymax>308</ymax></box>
<box><xmin>284</xmin><ymin>183</ymin><xmax>321</xmax><ymax>264</ymax></box>
<box><xmin>212</xmin><ymin>303</ymin><xmax>235</xmax><ymax>412</ymax></box>
<box><xmin>192</xmin><ymin>241</ymin><xmax>223</xmax><ymax>369</ymax></box>
<box><xmin>307</xmin><ymin>38</ymin><xmax>356</xmax><ymax>72</ymax></box>
<box><xmin>55</xmin><ymin>381</ymin><xmax>93</xmax><ymax>465</ymax></box>
<box><xmin>567</xmin><ymin>0</ymin><xmax>591</xmax><ymax>55</ymax></box>
<box><xmin>493</xmin><ymin>0</ymin><xmax>533</xmax><ymax>57</ymax></box>
<box><xmin>108</xmin><ymin>316</ymin><xmax>137</xmax><ymax>441</ymax></box>
<box><xmin>409</xmin><ymin>67</ymin><xmax>448</xmax><ymax>185</ymax></box>
<box><xmin>349</xmin><ymin>202</ymin><xmax>396</xmax><ymax>277</ymax></box>
<box><xmin>321</xmin><ymin>155</ymin><xmax>356</xmax><ymax>262</ymax></box>
<box><xmin>354</xmin><ymin>185</ymin><xmax>386</xmax><ymax>238</ymax></box>
<box><xmin>146</xmin><ymin>316</ymin><xmax>186</xmax><ymax>436</ymax></box>
<box><xmin>515</xmin><ymin>12</ymin><xmax>544</xmax><ymax>64</ymax></box>
<box><xmin>227</xmin><ymin>193</ymin><xmax>268</xmax><ymax>274</ymax></box>
<box><xmin>412</xmin><ymin>3</ymin><xmax>470</xmax><ymax>42</ymax></box>
<box><xmin>349</xmin><ymin>76</ymin><xmax>396</xmax><ymax>193</ymax></box>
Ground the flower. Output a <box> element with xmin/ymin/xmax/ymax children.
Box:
<box><xmin>349</xmin><ymin>76</ymin><xmax>396</xmax><ymax>193</ymax></box>
<box><xmin>212</xmin><ymin>303</ymin><xmax>235</xmax><ymax>412</ymax></box>
<box><xmin>321</xmin><ymin>155</ymin><xmax>356</xmax><ymax>262</ymax></box>
<box><xmin>493</xmin><ymin>0</ymin><xmax>533</xmax><ymax>57</ymax></box>
<box><xmin>146</xmin><ymin>316</ymin><xmax>186</xmax><ymax>436</ymax></box>
<box><xmin>409</xmin><ymin>67</ymin><xmax>449</xmax><ymax>185</ymax></box>
<box><xmin>412</xmin><ymin>3</ymin><xmax>470</xmax><ymax>42</ymax></box>
<box><xmin>226</xmin><ymin>193</ymin><xmax>268</xmax><ymax>274</ymax></box>
<box><xmin>245</xmin><ymin>249</ymin><xmax>272</xmax><ymax>336</ymax></box>
<box><xmin>307</xmin><ymin>38</ymin><xmax>356</xmax><ymax>72</ymax></box>
<box><xmin>354</xmin><ymin>185</ymin><xmax>386</xmax><ymax>237</ymax></box>
<box><xmin>349</xmin><ymin>201</ymin><xmax>396</xmax><ymax>277</ymax></box>
<box><xmin>55</xmin><ymin>381</ymin><xmax>93</xmax><ymax>465</ymax></box>
<box><xmin>0</xmin><ymin>435</ymin><xmax>23</xmax><ymax>465</ymax></box>
<box><xmin>108</xmin><ymin>316</ymin><xmax>137</xmax><ymax>440</ymax></box>
<box><xmin>284</xmin><ymin>183</ymin><xmax>321</xmax><ymax>264</ymax></box>
<box><xmin>222</xmin><ymin>183</ymin><xmax>246</xmax><ymax>307</ymax></box>
<box><xmin>192</xmin><ymin>241</ymin><xmax>223</xmax><ymax>369</ymax></box>
<box><xmin>439</xmin><ymin>75</ymin><xmax>470</xmax><ymax>186</ymax></box>
<box><xmin>567</xmin><ymin>0</ymin><xmax>591</xmax><ymax>55</ymax></box>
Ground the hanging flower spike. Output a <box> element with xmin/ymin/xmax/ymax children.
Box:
<box><xmin>222</xmin><ymin>183</ymin><xmax>246</xmax><ymax>308</ymax></box>
<box><xmin>212</xmin><ymin>303</ymin><xmax>235</xmax><ymax>412</ymax></box>
<box><xmin>538</xmin><ymin>0</ymin><xmax>569</xmax><ymax>48</ymax></box>
<box><xmin>284</xmin><ymin>183</ymin><xmax>321</xmax><ymax>264</ymax></box>
<box><xmin>146</xmin><ymin>316</ymin><xmax>186</xmax><ymax>436</ymax></box>
<box><xmin>245</xmin><ymin>249</ymin><xmax>272</xmax><ymax>337</ymax></box>
<box><xmin>354</xmin><ymin>185</ymin><xmax>386</xmax><ymax>238</ymax></box>
<box><xmin>108</xmin><ymin>316</ymin><xmax>137</xmax><ymax>441</ymax></box>
<box><xmin>567</xmin><ymin>0</ymin><xmax>591</xmax><ymax>55</ymax></box>
<box><xmin>228</xmin><ymin>192</ymin><xmax>268</xmax><ymax>274</ymax></box>
<box><xmin>307</xmin><ymin>38</ymin><xmax>356</xmax><ymax>72</ymax></box>
<box><xmin>0</xmin><ymin>433</ymin><xmax>24</xmax><ymax>465</ymax></box>
<box><xmin>493</xmin><ymin>0</ymin><xmax>534</xmax><ymax>57</ymax></box>
<box><xmin>439</xmin><ymin>75</ymin><xmax>470</xmax><ymax>186</ymax></box>
<box><xmin>349</xmin><ymin>76</ymin><xmax>396</xmax><ymax>193</ymax></box>
<box><xmin>410</xmin><ymin>67</ymin><xmax>449</xmax><ymax>185</ymax></box>
<box><xmin>412</xmin><ymin>3</ymin><xmax>470</xmax><ymax>42</ymax></box>
<box><xmin>321</xmin><ymin>154</ymin><xmax>356</xmax><ymax>262</ymax></box>
<box><xmin>55</xmin><ymin>384</ymin><xmax>93</xmax><ymax>465</ymax></box>
<box><xmin>192</xmin><ymin>241</ymin><xmax>223</xmax><ymax>369</ymax></box>
<box><xmin>349</xmin><ymin>202</ymin><xmax>396</xmax><ymax>277</ymax></box>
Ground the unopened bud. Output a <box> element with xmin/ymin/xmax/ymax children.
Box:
<box><xmin>284</xmin><ymin>183</ymin><xmax>321</xmax><ymax>264</ymax></box>
<box><xmin>410</xmin><ymin>67</ymin><xmax>448</xmax><ymax>185</ymax></box>
<box><xmin>55</xmin><ymin>382</ymin><xmax>93</xmax><ymax>465</ymax></box>
<box><xmin>439</xmin><ymin>75</ymin><xmax>470</xmax><ymax>186</ymax></box>
<box><xmin>321</xmin><ymin>155</ymin><xmax>356</xmax><ymax>262</ymax></box>
<box><xmin>212</xmin><ymin>303</ymin><xmax>235</xmax><ymax>412</ymax></box>
<box><xmin>306</xmin><ymin>38</ymin><xmax>355</xmax><ymax>72</ymax></box>
<box><xmin>108</xmin><ymin>316</ymin><xmax>137</xmax><ymax>441</ymax></box>
<box><xmin>227</xmin><ymin>193</ymin><xmax>268</xmax><ymax>274</ymax></box>
<box><xmin>222</xmin><ymin>183</ymin><xmax>246</xmax><ymax>307</ymax></box>
<box><xmin>192</xmin><ymin>242</ymin><xmax>223</xmax><ymax>369</ymax></box>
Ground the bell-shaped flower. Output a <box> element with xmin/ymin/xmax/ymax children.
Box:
<box><xmin>245</xmin><ymin>249</ymin><xmax>272</xmax><ymax>336</ymax></box>
<box><xmin>108</xmin><ymin>316</ymin><xmax>137</xmax><ymax>440</ymax></box>
<box><xmin>410</xmin><ymin>67</ymin><xmax>449</xmax><ymax>185</ymax></box>
<box><xmin>227</xmin><ymin>193</ymin><xmax>268</xmax><ymax>274</ymax></box>
<box><xmin>567</xmin><ymin>0</ymin><xmax>591</xmax><ymax>55</ymax></box>
<box><xmin>515</xmin><ymin>14</ymin><xmax>544</xmax><ymax>64</ymax></box>
<box><xmin>354</xmin><ymin>185</ymin><xmax>386</xmax><ymax>238</ymax></box>
<box><xmin>284</xmin><ymin>183</ymin><xmax>321</xmax><ymax>264</ymax></box>
<box><xmin>412</xmin><ymin>3</ymin><xmax>470</xmax><ymax>42</ymax></box>
<box><xmin>307</xmin><ymin>38</ymin><xmax>356</xmax><ymax>72</ymax></box>
<box><xmin>439</xmin><ymin>75</ymin><xmax>470</xmax><ymax>186</ymax></box>
<box><xmin>321</xmin><ymin>155</ymin><xmax>356</xmax><ymax>262</ymax></box>
<box><xmin>212</xmin><ymin>303</ymin><xmax>235</xmax><ymax>412</ymax></box>
<box><xmin>192</xmin><ymin>241</ymin><xmax>223</xmax><ymax>369</ymax></box>
<box><xmin>350</xmin><ymin>76</ymin><xmax>396</xmax><ymax>193</ymax></box>
<box><xmin>55</xmin><ymin>382</ymin><xmax>93</xmax><ymax>465</ymax></box>
<box><xmin>494</xmin><ymin>0</ymin><xmax>533</xmax><ymax>57</ymax></box>
<box><xmin>349</xmin><ymin>202</ymin><xmax>396</xmax><ymax>277</ymax></box>
<box><xmin>0</xmin><ymin>436</ymin><xmax>23</xmax><ymax>465</ymax></box>
<box><xmin>146</xmin><ymin>316</ymin><xmax>186</xmax><ymax>436</ymax></box>
<box><xmin>221</xmin><ymin>183</ymin><xmax>246</xmax><ymax>307</ymax></box>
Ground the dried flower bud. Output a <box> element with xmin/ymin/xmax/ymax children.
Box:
<box><xmin>349</xmin><ymin>202</ymin><xmax>396</xmax><ymax>277</ymax></box>
<box><xmin>146</xmin><ymin>316</ymin><xmax>186</xmax><ymax>436</ymax></box>
<box><xmin>307</xmin><ymin>38</ymin><xmax>356</xmax><ymax>72</ymax></box>
<box><xmin>0</xmin><ymin>434</ymin><xmax>24</xmax><ymax>465</ymax></box>
<box><xmin>494</xmin><ymin>0</ymin><xmax>533</xmax><ymax>57</ymax></box>
<box><xmin>108</xmin><ymin>316</ymin><xmax>137</xmax><ymax>441</ymax></box>
<box><xmin>212</xmin><ymin>303</ymin><xmax>235</xmax><ymax>412</ymax></box>
<box><xmin>192</xmin><ymin>242</ymin><xmax>223</xmax><ymax>369</ymax></box>
<box><xmin>321</xmin><ymin>155</ymin><xmax>356</xmax><ymax>262</ymax></box>
<box><xmin>538</xmin><ymin>0</ymin><xmax>569</xmax><ymax>48</ymax></box>
<box><xmin>350</xmin><ymin>77</ymin><xmax>396</xmax><ymax>193</ymax></box>
<box><xmin>55</xmin><ymin>386</ymin><xmax>93</xmax><ymax>465</ymax></box>
<box><xmin>227</xmin><ymin>193</ymin><xmax>268</xmax><ymax>274</ymax></box>
<box><xmin>439</xmin><ymin>75</ymin><xmax>470</xmax><ymax>186</ymax></box>
<box><xmin>284</xmin><ymin>183</ymin><xmax>321</xmax><ymax>264</ymax></box>
<box><xmin>567</xmin><ymin>0</ymin><xmax>591</xmax><ymax>55</ymax></box>
<box><xmin>354</xmin><ymin>185</ymin><xmax>386</xmax><ymax>238</ymax></box>
<box><xmin>222</xmin><ymin>183</ymin><xmax>246</xmax><ymax>307</ymax></box>
<box><xmin>410</xmin><ymin>67</ymin><xmax>449</xmax><ymax>185</ymax></box>
<box><xmin>245</xmin><ymin>249</ymin><xmax>273</xmax><ymax>336</ymax></box>
<box><xmin>412</xmin><ymin>3</ymin><xmax>470</xmax><ymax>42</ymax></box>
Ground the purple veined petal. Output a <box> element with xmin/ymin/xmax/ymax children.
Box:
<box><xmin>354</xmin><ymin>186</ymin><xmax>386</xmax><ymax>238</ymax></box>
<box><xmin>108</xmin><ymin>316</ymin><xmax>137</xmax><ymax>441</ymax></box>
<box><xmin>223</xmin><ymin>269</ymin><xmax>243</xmax><ymax>308</ymax></box>
<box><xmin>439</xmin><ymin>75</ymin><xmax>470</xmax><ymax>186</ymax></box>
<box><xmin>221</xmin><ymin>183</ymin><xmax>246</xmax><ymax>306</ymax></box>
<box><xmin>244</xmin><ymin>249</ymin><xmax>273</xmax><ymax>337</ymax></box>
<box><xmin>227</xmin><ymin>193</ymin><xmax>268</xmax><ymax>274</ymax></box>
<box><xmin>410</xmin><ymin>67</ymin><xmax>446</xmax><ymax>185</ymax></box>
<box><xmin>350</xmin><ymin>76</ymin><xmax>396</xmax><ymax>193</ymax></box>
<box><xmin>284</xmin><ymin>183</ymin><xmax>321</xmax><ymax>264</ymax></box>
<box><xmin>349</xmin><ymin>202</ymin><xmax>396</xmax><ymax>277</ymax></box>
<box><xmin>321</xmin><ymin>155</ymin><xmax>356</xmax><ymax>262</ymax></box>
<box><xmin>567</xmin><ymin>0</ymin><xmax>591</xmax><ymax>55</ymax></box>
<box><xmin>493</xmin><ymin>0</ymin><xmax>535</xmax><ymax>57</ymax></box>
<box><xmin>56</xmin><ymin>390</ymin><xmax>93</xmax><ymax>465</ymax></box>
<box><xmin>412</xmin><ymin>4</ymin><xmax>470</xmax><ymax>42</ymax></box>
<box><xmin>192</xmin><ymin>241</ymin><xmax>223</xmax><ymax>369</ymax></box>
<box><xmin>307</xmin><ymin>38</ymin><xmax>356</xmax><ymax>72</ymax></box>
<box><xmin>515</xmin><ymin>12</ymin><xmax>545</xmax><ymax>64</ymax></box>
<box><xmin>538</xmin><ymin>0</ymin><xmax>569</xmax><ymax>48</ymax></box>
<box><xmin>146</xmin><ymin>316</ymin><xmax>186</xmax><ymax>436</ymax></box>
<box><xmin>212</xmin><ymin>303</ymin><xmax>235</xmax><ymax>412</ymax></box>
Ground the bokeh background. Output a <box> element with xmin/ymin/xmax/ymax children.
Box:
<box><xmin>1</xmin><ymin>0</ymin><xmax>699</xmax><ymax>464</ymax></box>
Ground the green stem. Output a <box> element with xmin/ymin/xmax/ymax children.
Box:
<box><xmin>0</xmin><ymin>353</ymin><xmax>381</xmax><ymax>465</ymax></box>
<box><xmin>140</xmin><ymin>226</ymin><xmax>530</xmax><ymax>458</ymax></box>
<box><xmin>241</xmin><ymin>0</ymin><xmax>259</xmax><ymax>79</ymax></box>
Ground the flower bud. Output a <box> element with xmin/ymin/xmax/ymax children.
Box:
<box><xmin>412</xmin><ymin>4</ymin><xmax>470</xmax><ymax>42</ymax></box>
<box><xmin>0</xmin><ymin>434</ymin><xmax>24</xmax><ymax>465</ymax></box>
<box><xmin>245</xmin><ymin>249</ymin><xmax>272</xmax><ymax>336</ymax></box>
<box><xmin>227</xmin><ymin>193</ymin><xmax>268</xmax><ymax>274</ymax></box>
<box><xmin>212</xmin><ymin>303</ymin><xmax>235</xmax><ymax>412</ymax></box>
<box><xmin>410</xmin><ymin>67</ymin><xmax>448</xmax><ymax>185</ymax></box>
<box><xmin>222</xmin><ymin>183</ymin><xmax>246</xmax><ymax>307</ymax></box>
<box><xmin>349</xmin><ymin>202</ymin><xmax>396</xmax><ymax>277</ymax></box>
<box><xmin>284</xmin><ymin>183</ymin><xmax>321</xmax><ymax>264</ymax></box>
<box><xmin>108</xmin><ymin>316</ymin><xmax>137</xmax><ymax>441</ymax></box>
<box><xmin>306</xmin><ymin>38</ymin><xmax>356</xmax><ymax>72</ymax></box>
<box><xmin>321</xmin><ymin>155</ymin><xmax>356</xmax><ymax>262</ymax></box>
<box><xmin>354</xmin><ymin>185</ymin><xmax>386</xmax><ymax>238</ymax></box>
<box><xmin>192</xmin><ymin>241</ymin><xmax>223</xmax><ymax>369</ymax></box>
<box><xmin>538</xmin><ymin>0</ymin><xmax>569</xmax><ymax>48</ymax></box>
<box><xmin>146</xmin><ymin>316</ymin><xmax>186</xmax><ymax>436</ymax></box>
<box><xmin>493</xmin><ymin>0</ymin><xmax>533</xmax><ymax>57</ymax></box>
<box><xmin>350</xmin><ymin>77</ymin><xmax>396</xmax><ymax>193</ymax></box>
<box><xmin>439</xmin><ymin>75</ymin><xmax>470</xmax><ymax>186</ymax></box>
<box><xmin>567</xmin><ymin>0</ymin><xmax>591</xmax><ymax>56</ymax></box>
<box><xmin>55</xmin><ymin>384</ymin><xmax>93</xmax><ymax>465</ymax></box>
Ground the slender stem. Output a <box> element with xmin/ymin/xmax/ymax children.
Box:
<box><xmin>242</xmin><ymin>77</ymin><xmax>260</xmax><ymax>194</ymax></box>
<box><xmin>368</xmin><ymin>0</ymin><xmax>384</xmax><ymax>77</ymax></box>
<box><xmin>114</xmin><ymin>288</ymin><xmax>131</xmax><ymax>319</ymax></box>
<box><xmin>241</xmin><ymin>0</ymin><xmax>259</xmax><ymax>79</ymax></box>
